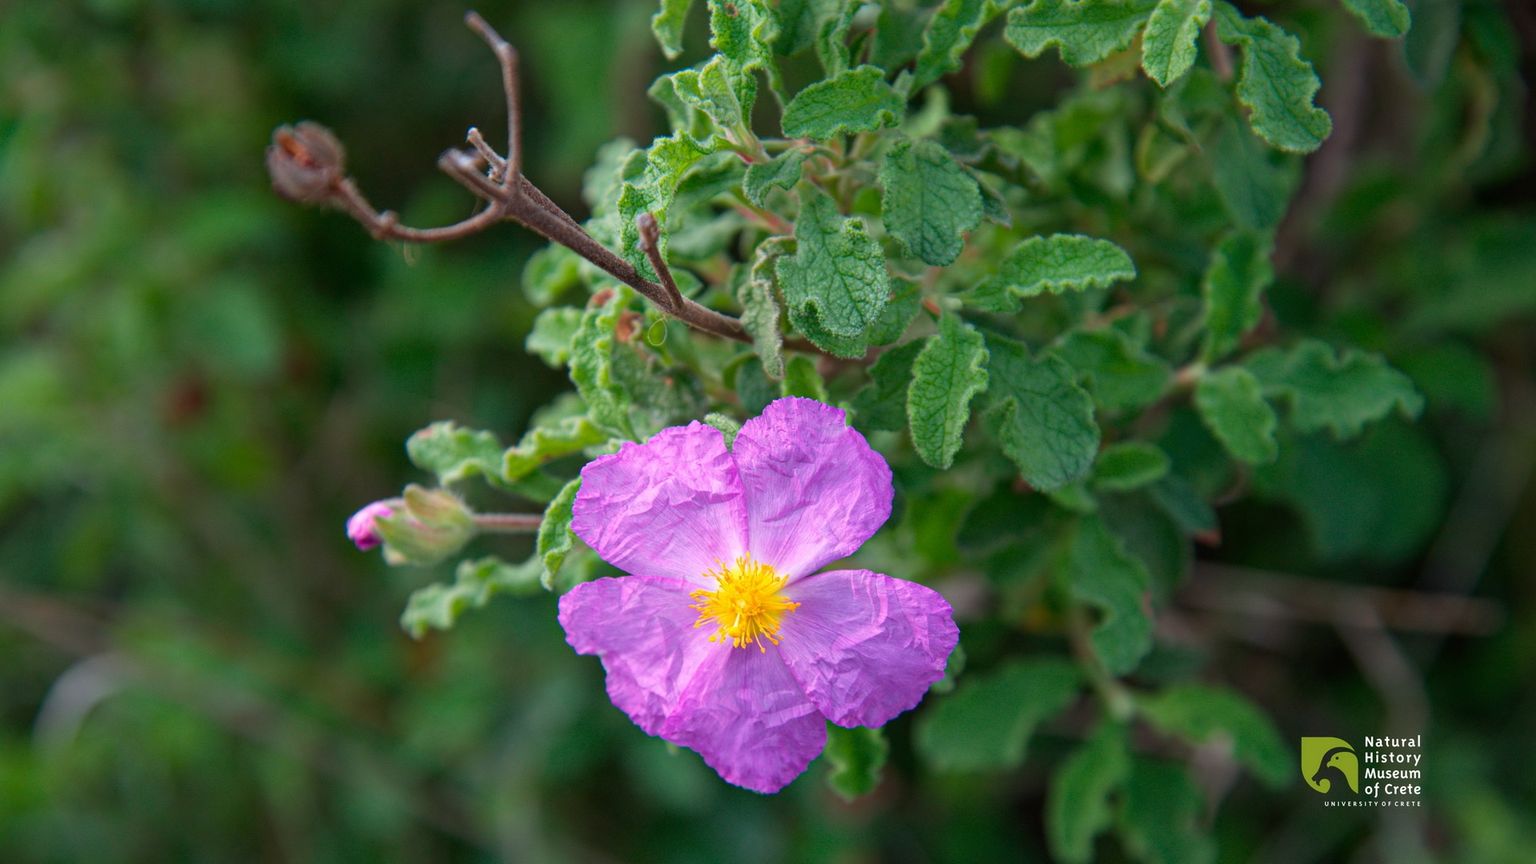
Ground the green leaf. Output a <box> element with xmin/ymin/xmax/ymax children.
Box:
<box><xmin>869</xmin><ymin>280</ymin><xmax>923</xmax><ymax>346</ymax></box>
<box><xmin>851</xmin><ymin>339</ymin><xmax>925</xmax><ymax>432</ymax></box>
<box><xmin>406</xmin><ymin>422</ymin><xmax>503</xmax><ymax>486</ymax></box>
<box><xmin>1210</xmin><ymin>116</ymin><xmax>1298</xmax><ymax>232</ymax></box>
<box><xmin>907</xmin><ymin>315</ymin><xmax>990</xmax><ymax>469</ymax></box>
<box><xmin>914</xmin><ymin>0</ymin><xmax>1005</xmax><ymax>89</ymax></box>
<box><xmin>781</xmin><ymin>354</ymin><xmax>830</xmax><ymax>401</ymax></box>
<box><xmin>814</xmin><ymin>0</ymin><xmax>861</xmax><ymax>76</ymax></box>
<box><xmin>916</xmin><ymin>659</ymin><xmax>1083</xmax><ymax>771</ymax></box>
<box><xmin>522</xmin><ymin>245</ymin><xmax>584</xmax><ymax>306</ymax></box>
<box><xmin>1093</xmin><ymin>442</ymin><xmax>1170</xmax><ymax>491</ymax></box>
<box><xmin>1050</xmin><ymin>329</ymin><xmax>1172</xmax><ymax>412</ymax></box>
<box><xmin>652</xmin><ymin>0</ymin><xmax>696</xmax><ymax>59</ymax></box>
<box><xmin>502</xmin><ymin>413</ymin><xmax>609</xmax><ymax>482</ymax></box>
<box><xmin>996</xmin><ymin>234</ymin><xmax>1137</xmax><ymax>298</ymax></box>
<box><xmin>983</xmin><ymin>335</ymin><xmax>1100</xmax><ymax>490</ymax></box>
<box><xmin>1194</xmin><ymin>367</ymin><xmax>1277</xmax><ymax>464</ymax></box>
<box><xmin>569</xmin><ymin>289</ymin><xmax>637</xmax><ymax>440</ymax></box>
<box><xmin>1213</xmin><ymin>3</ymin><xmax>1332</xmax><ymax>153</ymax></box>
<box><xmin>703</xmin><ymin>411</ymin><xmax>741</xmax><ymax>447</ymax></box>
<box><xmin>1148</xmin><ymin>474</ymin><xmax>1217</xmax><ymax>536</ymax></box>
<box><xmin>1245</xmin><ymin>339</ymin><xmax>1423</xmax><ymax>438</ymax></box>
<box><xmin>1340</xmin><ymin>0</ymin><xmax>1411</xmax><ymax>39</ymax></box>
<box><xmin>526</xmin><ymin>307</ymin><xmax>584</xmax><ymax>368</ymax></box>
<box><xmin>400</xmin><ymin>555</ymin><xmax>544</xmax><ymax>639</ymax></box>
<box><xmin>710</xmin><ymin>0</ymin><xmax>780</xmax><ymax>78</ymax></box>
<box><xmin>1138</xmin><ymin>683</ymin><xmax>1289</xmax><ymax>787</ymax></box>
<box><xmin>880</xmin><ymin>137</ymin><xmax>984</xmax><ymax>266</ymax></box>
<box><xmin>1117</xmin><ymin>759</ymin><xmax>1215</xmax><ymax>864</ymax></box>
<box><xmin>617</xmin><ymin>133</ymin><xmax>715</xmax><ymax>279</ymax></box>
<box><xmin>743</xmin><ymin>148</ymin><xmax>806</xmax><ymax>206</ymax></box>
<box><xmin>1141</xmin><ymin>0</ymin><xmax>1211</xmax><ymax>86</ymax></box>
<box><xmin>537</xmin><ymin>478</ymin><xmax>582</xmax><ymax>592</ymax></box>
<box><xmin>1004</xmin><ymin>0</ymin><xmax>1158</xmax><ymax>67</ymax></box>
<box><xmin>739</xmin><ymin>237</ymin><xmax>790</xmax><ymax>378</ymax></box>
<box><xmin>1200</xmin><ymin>230</ymin><xmax>1274</xmax><ymax>362</ymax></box>
<box><xmin>1048</xmin><ymin>722</ymin><xmax>1131</xmax><ymax>864</ymax></box>
<box><xmin>664</xmin><ymin>55</ymin><xmax>757</xmax><ymax>141</ymax></box>
<box><xmin>1068</xmin><ymin>516</ymin><xmax>1152</xmax><ymax>675</ymax></box>
<box><xmin>781</xmin><ymin>65</ymin><xmax>905</xmax><ymax>140</ymax></box>
<box><xmin>777</xmin><ymin>189</ymin><xmax>891</xmax><ymax>338</ymax></box>
<box><xmin>823</xmin><ymin>725</ymin><xmax>889</xmax><ymax>800</ymax></box>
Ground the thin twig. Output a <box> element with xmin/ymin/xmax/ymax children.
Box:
<box><xmin>463</xmin><ymin>10</ymin><xmax>522</xmax><ymax>181</ymax></box>
<box><xmin>472</xmin><ymin>513</ymin><xmax>544</xmax><ymax>533</ymax></box>
<box><xmin>635</xmin><ymin>213</ymin><xmax>686</xmax><ymax>313</ymax></box>
<box><xmin>466</xmin><ymin>127</ymin><xmax>507</xmax><ymax>181</ymax></box>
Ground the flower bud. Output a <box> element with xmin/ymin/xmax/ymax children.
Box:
<box><xmin>346</xmin><ymin>500</ymin><xmax>396</xmax><ymax>551</ymax></box>
<box><xmin>373</xmin><ymin>485</ymin><xmax>476</xmax><ymax>566</ymax></box>
<box><xmin>266</xmin><ymin>121</ymin><xmax>346</xmax><ymax>204</ymax></box>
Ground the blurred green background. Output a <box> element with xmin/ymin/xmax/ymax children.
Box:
<box><xmin>2</xmin><ymin>0</ymin><xmax>1535</xmax><ymax>861</ymax></box>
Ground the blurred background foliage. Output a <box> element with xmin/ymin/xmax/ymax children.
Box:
<box><xmin>1</xmin><ymin>0</ymin><xmax>1535</xmax><ymax>862</ymax></box>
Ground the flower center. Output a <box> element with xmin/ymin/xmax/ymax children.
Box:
<box><xmin>689</xmin><ymin>556</ymin><xmax>800</xmax><ymax>652</ymax></box>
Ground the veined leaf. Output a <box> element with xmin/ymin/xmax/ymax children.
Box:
<box><xmin>880</xmin><ymin>137</ymin><xmax>983</xmax><ymax>266</ymax></box>
<box><xmin>502</xmin><ymin>413</ymin><xmax>609</xmax><ymax>481</ymax></box>
<box><xmin>743</xmin><ymin>148</ymin><xmax>806</xmax><ymax>206</ymax></box>
<box><xmin>1245</xmin><ymin>339</ymin><xmax>1423</xmax><ymax>438</ymax></box>
<box><xmin>1141</xmin><ymin>0</ymin><xmax>1211</xmax><ymax>87</ymax></box>
<box><xmin>651</xmin><ymin>0</ymin><xmax>696</xmax><ymax>59</ymax></box>
<box><xmin>1068</xmin><ymin>516</ymin><xmax>1152</xmax><ymax>676</ymax></box>
<box><xmin>851</xmin><ymin>339</ymin><xmax>925</xmax><ymax>432</ymax></box>
<box><xmin>983</xmin><ymin>334</ymin><xmax>1100</xmax><ymax>490</ymax></box>
<box><xmin>1213</xmin><ymin>2</ymin><xmax>1332</xmax><ymax>153</ymax></box>
<box><xmin>777</xmin><ymin>189</ymin><xmax>891</xmax><ymax>338</ymax></box>
<box><xmin>616</xmin><ymin>133</ymin><xmax>714</xmax><ymax>279</ymax></box>
<box><xmin>908</xmin><ymin>314</ymin><xmax>990</xmax><ymax>468</ymax></box>
<box><xmin>1005</xmin><ymin>0</ymin><xmax>1158</xmax><ymax>67</ymax></box>
<box><xmin>997</xmin><ymin>234</ymin><xmax>1137</xmax><ymax>298</ymax></box>
<box><xmin>781</xmin><ymin>65</ymin><xmax>905</xmax><ymax>140</ymax></box>
<box><xmin>1194</xmin><ymin>367</ymin><xmax>1278</xmax><ymax>464</ymax></box>
<box><xmin>1340</xmin><ymin>0</ymin><xmax>1411</xmax><ymax>39</ymax></box>
<box><xmin>1201</xmin><ymin>230</ymin><xmax>1274</xmax><ymax>361</ymax></box>
<box><xmin>406</xmin><ymin>421</ymin><xmax>504</xmax><ymax>486</ymax></box>
<box><xmin>738</xmin><ymin>237</ymin><xmax>791</xmax><ymax>378</ymax></box>
<box><xmin>569</xmin><ymin>288</ymin><xmax>637</xmax><ymax>439</ymax></box>
<box><xmin>914</xmin><ymin>0</ymin><xmax>1005</xmax><ymax>90</ymax></box>
<box><xmin>537</xmin><ymin>478</ymin><xmax>582</xmax><ymax>591</ymax></box>
<box><xmin>400</xmin><ymin>555</ymin><xmax>544</xmax><ymax>639</ymax></box>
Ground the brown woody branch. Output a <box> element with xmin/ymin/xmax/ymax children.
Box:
<box><xmin>266</xmin><ymin>11</ymin><xmax>828</xmax><ymax>357</ymax></box>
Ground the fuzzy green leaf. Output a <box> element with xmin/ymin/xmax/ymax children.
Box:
<box><xmin>739</xmin><ymin>237</ymin><xmax>790</xmax><ymax>378</ymax></box>
<box><xmin>814</xmin><ymin>0</ymin><xmax>861</xmax><ymax>76</ymax></box>
<box><xmin>1138</xmin><ymin>683</ymin><xmax>1290</xmax><ymax>787</ymax></box>
<box><xmin>916</xmin><ymin>659</ymin><xmax>1083</xmax><ymax>771</ymax></box>
<box><xmin>824</xmin><ymin>725</ymin><xmax>889</xmax><ymax>800</ymax></box>
<box><xmin>1004</xmin><ymin>0</ymin><xmax>1158</xmax><ymax>67</ymax></box>
<box><xmin>914</xmin><ymin>0</ymin><xmax>1005</xmax><ymax>89</ymax></box>
<box><xmin>652</xmin><ymin>0</ymin><xmax>696</xmax><ymax>59</ymax></box>
<box><xmin>1093</xmin><ymin>442</ymin><xmax>1170</xmax><ymax>491</ymax></box>
<box><xmin>664</xmin><ymin>55</ymin><xmax>757</xmax><ymax>140</ymax></box>
<box><xmin>850</xmin><ymin>339</ymin><xmax>925</xmax><ymax>432</ymax></box>
<box><xmin>983</xmin><ymin>335</ymin><xmax>1100</xmax><ymax>490</ymax></box>
<box><xmin>880</xmin><ymin>137</ymin><xmax>984</xmax><ymax>266</ymax></box>
<box><xmin>743</xmin><ymin>148</ymin><xmax>807</xmax><ymax>206</ymax></box>
<box><xmin>537</xmin><ymin>478</ymin><xmax>582</xmax><ymax>592</ymax></box>
<box><xmin>1141</xmin><ymin>0</ymin><xmax>1211</xmax><ymax>86</ymax></box>
<box><xmin>1340</xmin><ymin>0</ymin><xmax>1411</xmax><ymax>39</ymax></box>
<box><xmin>522</xmin><ymin>245</ymin><xmax>583</xmax><ymax>306</ymax></box>
<box><xmin>400</xmin><ymin>555</ymin><xmax>544</xmax><ymax>639</ymax></box>
<box><xmin>406</xmin><ymin>422</ymin><xmax>503</xmax><ymax>486</ymax></box>
<box><xmin>1214</xmin><ymin>3</ymin><xmax>1332</xmax><ymax>153</ymax></box>
<box><xmin>525</xmin><ymin>307</ymin><xmax>584</xmax><ymax>368</ymax></box>
<box><xmin>1194</xmin><ymin>367</ymin><xmax>1278</xmax><ymax>464</ymax></box>
<box><xmin>1117</xmin><ymin>760</ymin><xmax>1215</xmax><ymax>864</ymax></box>
<box><xmin>502</xmin><ymin>413</ymin><xmax>609</xmax><ymax>482</ymax></box>
<box><xmin>777</xmin><ymin>189</ymin><xmax>891</xmax><ymax>338</ymax></box>
<box><xmin>781</xmin><ymin>65</ymin><xmax>905</xmax><ymax>140</ymax></box>
<box><xmin>780</xmin><ymin>354</ymin><xmax>830</xmax><ymax>401</ymax></box>
<box><xmin>1210</xmin><ymin>116</ymin><xmax>1298</xmax><ymax>232</ymax></box>
<box><xmin>1050</xmin><ymin>329</ymin><xmax>1172</xmax><ymax>412</ymax></box>
<box><xmin>710</xmin><ymin>0</ymin><xmax>779</xmax><ymax>72</ymax></box>
<box><xmin>1068</xmin><ymin>516</ymin><xmax>1152</xmax><ymax>675</ymax></box>
<box><xmin>1048</xmin><ymin>722</ymin><xmax>1131</xmax><ymax>864</ymax></box>
<box><xmin>1200</xmin><ymin>230</ymin><xmax>1274</xmax><ymax>361</ymax></box>
<box><xmin>703</xmin><ymin>412</ymin><xmax>741</xmax><ymax>447</ymax></box>
<box><xmin>997</xmin><ymin>234</ymin><xmax>1137</xmax><ymax>298</ymax></box>
<box><xmin>617</xmin><ymin>133</ymin><xmax>715</xmax><ymax>279</ymax></box>
<box><xmin>1245</xmin><ymin>339</ymin><xmax>1423</xmax><ymax>438</ymax></box>
<box><xmin>908</xmin><ymin>315</ymin><xmax>990</xmax><ymax>469</ymax></box>
<box><xmin>569</xmin><ymin>289</ymin><xmax>637</xmax><ymax>439</ymax></box>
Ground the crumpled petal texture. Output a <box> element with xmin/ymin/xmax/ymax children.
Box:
<box><xmin>571</xmin><ymin>422</ymin><xmax>747</xmax><ymax>585</ymax></box>
<box><xmin>732</xmin><ymin>397</ymin><xmax>893</xmax><ymax>579</ymax></box>
<box><xmin>562</xmin><ymin>398</ymin><xmax>958</xmax><ymax>794</ymax></box>
<box><xmin>778</xmin><ymin>569</ymin><xmax>958</xmax><ymax>727</ymax></box>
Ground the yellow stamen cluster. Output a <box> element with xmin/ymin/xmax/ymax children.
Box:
<box><xmin>690</xmin><ymin>556</ymin><xmax>799</xmax><ymax>652</ymax></box>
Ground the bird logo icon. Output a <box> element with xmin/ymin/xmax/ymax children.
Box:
<box><xmin>1301</xmin><ymin>737</ymin><xmax>1359</xmax><ymax>795</ymax></box>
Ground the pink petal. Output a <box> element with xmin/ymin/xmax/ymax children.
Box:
<box><xmin>661</xmin><ymin>646</ymin><xmax>826</xmax><ymax>794</ymax></box>
<box><xmin>572</xmin><ymin>422</ymin><xmax>749</xmax><ymax>585</ymax></box>
<box><xmin>731</xmin><ymin>397</ymin><xmax>893</xmax><ymax>580</ymax></box>
<box><xmin>557</xmin><ymin>575</ymin><xmax>720</xmax><ymax>736</ymax></box>
<box><xmin>778</xmin><ymin>569</ymin><xmax>958</xmax><ymax>728</ymax></box>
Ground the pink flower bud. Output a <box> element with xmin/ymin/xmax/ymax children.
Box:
<box><xmin>346</xmin><ymin>501</ymin><xmax>395</xmax><ymax>551</ymax></box>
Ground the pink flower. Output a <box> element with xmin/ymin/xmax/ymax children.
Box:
<box><xmin>559</xmin><ymin>397</ymin><xmax>958</xmax><ymax>793</ymax></box>
<box><xmin>346</xmin><ymin>501</ymin><xmax>395</xmax><ymax>551</ymax></box>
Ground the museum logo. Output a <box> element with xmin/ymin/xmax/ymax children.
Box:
<box><xmin>1301</xmin><ymin>736</ymin><xmax>1424</xmax><ymax>808</ymax></box>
